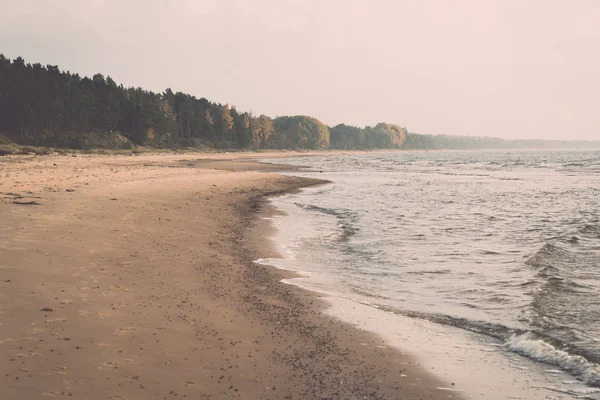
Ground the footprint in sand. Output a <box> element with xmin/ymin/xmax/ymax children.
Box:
<box><xmin>52</xmin><ymin>367</ymin><xmax>68</xmax><ymax>376</ymax></box>
<box><xmin>71</xmin><ymin>266</ymin><xmax>89</xmax><ymax>278</ymax></box>
<box><xmin>113</xmin><ymin>326</ymin><xmax>137</xmax><ymax>336</ymax></box>
<box><xmin>98</xmin><ymin>361</ymin><xmax>119</xmax><ymax>371</ymax></box>
<box><xmin>43</xmin><ymin>318</ymin><xmax>67</xmax><ymax>324</ymax></box>
<box><xmin>121</xmin><ymin>356</ymin><xmax>138</xmax><ymax>365</ymax></box>
<box><xmin>61</xmin><ymin>380</ymin><xmax>82</xmax><ymax>391</ymax></box>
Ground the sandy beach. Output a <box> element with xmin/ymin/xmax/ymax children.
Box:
<box><xmin>0</xmin><ymin>152</ymin><xmax>456</xmax><ymax>399</ymax></box>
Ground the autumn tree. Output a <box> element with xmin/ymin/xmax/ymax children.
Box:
<box><xmin>271</xmin><ymin>116</ymin><xmax>330</xmax><ymax>149</ymax></box>
<box><xmin>249</xmin><ymin>114</ymin><xmax>274</xmax><ymax>148</ymax></box>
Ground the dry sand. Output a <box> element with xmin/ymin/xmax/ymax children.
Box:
<box><xmin>0</xmin><ymin>152</ymin><xmax>459</xmax><ymax>399</ymax></box>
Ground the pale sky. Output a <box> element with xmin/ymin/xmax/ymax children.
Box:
<box><xmin>1</xmin><ymin>0</ymin><xmax>599</xmax><ymax>140</ymax></box>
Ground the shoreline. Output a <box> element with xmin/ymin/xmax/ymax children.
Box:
<box><xmin>0</xmin><ymin>153</ymin><xmax>456</xmax><ymax>399</ymax></box>
<box><xmin>259</xmin><ymin>156</ymin><xmax>598</xmax><ymax>400</ymax></box>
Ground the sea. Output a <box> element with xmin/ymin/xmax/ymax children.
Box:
<box><xmin>258</xmin><ymin>149</ymin><xmax>600</xmax><ymax>399</ymax></box>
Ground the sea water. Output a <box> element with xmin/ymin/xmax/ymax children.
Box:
<box><xmin>258</xmin><ymin>149</ymin><xmax>600</xmax><ymax>399</ymax></box>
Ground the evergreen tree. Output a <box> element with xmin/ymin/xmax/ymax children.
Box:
<box><xmin>233</xmin><ymin>112</ymin><xmax>250</xmax><ymax>148</ymax></box>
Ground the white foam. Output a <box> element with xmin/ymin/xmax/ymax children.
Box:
<box><xmin>323</xmin><ymin>296</ymin><xmax>598</xmax><ymax>399</ymax></box>
<box><xmin>506</xmin><ymin>332</ymin><xmax>600</xmax><ymax>386</ymax></box>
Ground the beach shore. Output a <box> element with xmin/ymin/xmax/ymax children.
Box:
<box><xmin>0</xmin><ymin>152</ymin><xmax>456</xmax><ymax>399</ymax></box>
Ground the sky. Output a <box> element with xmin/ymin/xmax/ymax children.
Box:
<box><xmin>1</xmin><ymin>0</ymin><xmax>599</xmax><ymax>140</ymax></box>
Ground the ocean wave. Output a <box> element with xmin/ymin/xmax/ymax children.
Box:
<box><xmin>524</xmin><ymin>242</ymin><xmax>595</xmax><ymax>294</ymax></box>
<box><xmin>406</xmin><ymin>269</ymin><xmax>451</xmax><ymax>275</ymax></box>
<box><xmin>373</xmin><ymin>302</ymin><xmax>600</xmax><ymax>387</ymax></box>
<box><xmin>525</xmin><ymin>243</ymin><xmax>575</xmax><ymax>267</ymax></box>
<box><xmin>579</xmin><ymin>224</ymin><xmax>600</xmax><ymax>238</ymax></box>
<box><xmin>335</xmin><ymin>222</ymin><xmax>358</xmax><ymax>242</ymax></box>
<box><xmin>506</xmin><ymin>333</ymin><xmax>600</xmax><ymax>386</ymax></box>
<box><xmin>375</xmin><ymin>304</ymin><xmax>522</xmax><ymax>341</ymax></box>
<box><xmin>540</xmin><ymin>385</ymin><xmax>600</xmax><ymax>399</ymax></box>
<box><xmin>533</xmin><ymin>267</ymin><xmax>591</xmax><ymax>292</ymax></box>
<box><xmin>294</xmin><ymin>202</ymin><xmax>359</xmax><ymax>242</ymax></box>
<box><xmin>294</xmin><ymin>202</ymin><xmax>342</xmax><ymax>216</ymax></box>
<box><xmin>493</xmin><ymin>176</ymin><xmax>523</xmax><ymax>181</ymax></box>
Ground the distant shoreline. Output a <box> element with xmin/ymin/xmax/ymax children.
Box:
<box><xmin>2</xmin><ymin>142</ymin><xmax>600</xmax><ymax>158</ymax></box>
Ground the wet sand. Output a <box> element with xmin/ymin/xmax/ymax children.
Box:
<box><xmin>0</xmin><ymin>152</ymin><xmax>459</xmax><ymax>399</ymax></box>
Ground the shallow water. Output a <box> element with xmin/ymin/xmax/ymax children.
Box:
<box><xmin>261</xmin><ymin>149</ymin><xmax>600</xmax><ymax>398</ymax></box>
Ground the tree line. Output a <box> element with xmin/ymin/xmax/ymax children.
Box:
<box><xmin>5</xmin><ymin>55</ymin><xmax>594</xmax><ymax>152</ymax></box>
<box><xmin>0</xmin><ymin>55</ymin><xmax>408</xmax><ymax>151</ymax></box>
